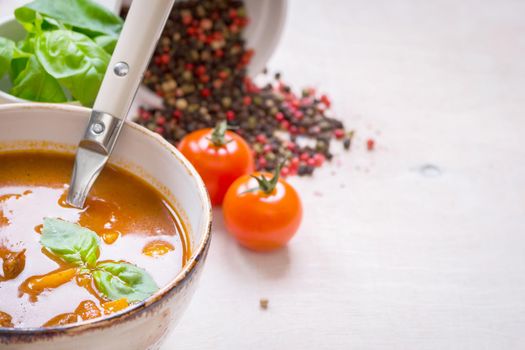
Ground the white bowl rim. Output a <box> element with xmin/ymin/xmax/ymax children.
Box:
<box><xmin>0</xmin><ymin>103</ymin><xmax>212</xmax><ymax>336</ymax></box>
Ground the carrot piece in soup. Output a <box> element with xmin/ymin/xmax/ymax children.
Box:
<box><xmin>101</xmin><ymin>231</ymin><xmax>120</xmax><ymax>244</ymax></box>
<box><xmin>19</xmin><ymin>267</ymin><xmax>78</xmax><ymax>301</ymax></box>
<box><xmin>0</xmin><ymin>311</ymin><xmax>13</xmax><ymax>327</ymax></box>
<box><xmin>142</xmin><ymin>240</ymin><xmax>175</xmax><ymax>257</ymax></box>
<box><xmin>101</xmin><ymin>298</ymin><xmax>129</xmax><ymax>314</ymax></box>
<box><xmin>0</xmin><ymin>248</ymin><xmax>25</xmax><ymax>281</ymax></box>
<box><xmin>75</xmin><ymin>300</ymin><xmax>102</xmax><ymax>321</ymax></box>
<box><xmin>43</xmin><ymin>313</ymin><xmax>78</xmax><ymax>327</ymax></box>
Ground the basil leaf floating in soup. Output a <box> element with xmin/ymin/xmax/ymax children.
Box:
<box><xmin>20</xmin><ymin>0</ymin><xmax>123</xmax><ymax>38</ymax></box>
<box><xmin>40</xmin><ymin>218</ymin><xmax>100</xmax><ymax>267</ymax></box>
<box><xmin>93</xmin><ymin>262</ymin><xmax>159</xmax><ymax>303</ymax></box>
<box><xmin>10</xmin><ymin>56</ymin><xmax>67</xmax><ymax>102</ymax></box>
<box><xmin>34</xmin><ymin>29</ymin><xmax>110</xmax><ymax>106</ymax></box>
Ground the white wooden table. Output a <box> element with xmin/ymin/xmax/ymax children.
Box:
<box><xmin>3</xmin><ymin>0</ymin><xmax>525</xmax><ymax>348</ymax></box>
<box><xmin>165</xmin><ymin>1</ymin><xmax>525</xmax><ymax>349</ymax></box>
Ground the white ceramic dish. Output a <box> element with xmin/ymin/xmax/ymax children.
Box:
<box><xmin>0</xmin><ymin>0</ymin><xmax>287</xmax><ymax>110</ymax></box>
<box><xmin>0</xmin><ymin>103</ymin><xmax>212</xmax><ymax>350</ymax></box>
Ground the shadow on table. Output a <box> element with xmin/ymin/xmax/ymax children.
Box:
<box><xmin>212</xmin><ymin>208</ymin><xmax>292</xmax><ymax>280</ymax></box>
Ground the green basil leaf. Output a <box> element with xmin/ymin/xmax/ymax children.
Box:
<box><xmin>40</xmin><ymin>218</ymin><xmax>99</xmax><ymax>267</ymax></box>
<box><xmin>10</xmin><ymin>35</ymin><xmax>36</xmax><ymax>81</ymax></box>
<box><xmin>94</xmin><ymin>35</ymin><xmax>117</xmax><ymax>54</ymax></box>
<box><xmin>93</xmin><ymin>262</ymin><xmax>159</xmax><ymax>302</ymax></box>
<box><xmin>14</xmin><ymin>7</ymin><xmax>44</xmax><ymax>34</ymax></box>
<box><xmin>21</xmin><ymin>0</ymin><xmax>123</xmax><ymax>37</ymax></box>
<box><xmin>17</xmin><ymin>35</ymin><xmax>36</xmax><ymax>54</ymax></box>
<box><xmin>10</xmin><ymin>56</ymin><xmax>67</xmax><ymax>102</ymax></box>
<box><xmin>0</xmin><ymin>38</ymin><xmax>15</xmax><ymax>79</ymax></box>
<box><xmin>35</xmin><ymin>29</ymin><xmax>110</xmax><ymax>106</ymax></box>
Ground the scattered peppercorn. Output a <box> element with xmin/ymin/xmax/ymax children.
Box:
<box><xmin>259</xmin><ymin>298</ymin><xmax>269</xmax><ymax>310</ymax></box>
<box><xmin>128</xmin><ymin>0</ymin><xmax>352</xmax><ymax>176</ymax></box>
<box><xmin>366</xmin><ymin>138</ymin><xmax>375</xmax><ymax>151</ymax></box>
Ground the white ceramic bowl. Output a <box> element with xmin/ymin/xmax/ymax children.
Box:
<box><xmin>0</xmin><ymin>103</ymin><xmax>212</xmax><ymax>350</ymax></box>
<box><xmin>0</xmin><ymin>0</ymin><xmax>287</xmax><ymax>106</ymax></box>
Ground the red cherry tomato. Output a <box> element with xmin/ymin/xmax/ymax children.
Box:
<box><xmin>178</xmin><ymin>122</ymin><xmax>254</xmax><ymax>205</ymax></box>
<box><xmin>222</xmin><ymin>169</ymin><xmax>302</xmax><ymax>251</ymax></box>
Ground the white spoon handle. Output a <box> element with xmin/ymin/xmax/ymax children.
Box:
<box><xmin>67</xmin><ymin>0</ymin><xmax>174</xmax><ymax>209</ymax></box>
<box><xmin>94</xmin><ymin>0</ymin><xmax>174</xmax><ymax>119</ymax></box>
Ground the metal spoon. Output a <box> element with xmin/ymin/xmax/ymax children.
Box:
<box><xmin>67</xmin><ymin>0</ymin><xmax>175</xmax><ymax>208</ymax></box>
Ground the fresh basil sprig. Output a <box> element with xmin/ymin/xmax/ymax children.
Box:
<box><xmin>41</xmin><ymin>217</ymin><xmax>100</xmax><ymax>267</ymax></box>
<box><xmin>35</xmin><ymin>29</ymin><xmax>110</xmax><ymax>106</ymax></box>
<box><xmin>41</xmin><ymin>218</ymin><xmax>159</xmax><ymax>302</ymax></box>
<box><xmin>0</xmin><ymin>0</ymin><xmax>122</xmax><ymax>106</ymax></box>
<box><xmin>18</xmin><ymin>0</ymin><xmax>123</xmax><ymax>38</ymax></box>
<box><xmin>93</xmin><ymin>262</ymin><xmax>159</xmax><ymax>303</ymax></box>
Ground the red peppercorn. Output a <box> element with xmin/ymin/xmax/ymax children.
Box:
<box><xmin>320</xmin><ymin>94</ymin><xmax>331</xmax><ymax>108</ymax></box>
<box><xmin>275</xmin><ymin>112</ymin><xmax>284</xmax><ymax>121</ymax></box>
<box><xmin>236</xmin><ymin>17</ymin><xmax>249</xmax><ymax>27</ymax></box>
<box><xmin>139</xmin><ymin>110</ymin><xmax>151</xmax><ymax>121</ymax></box>
<box><xmin>263</xmin><ymin>144</ymin><xmax>272</xmax><ymax>153</ymax></box>
<box><xmin>213</xmin><ymin>79</ymin><xmax>223</xmax><ymax>90</ymax></box>
<box><xmin>213</xmin><ymin>31</ymin><xmax>224</xmax><ymax>41</ymax></box>
<box><xmin>300</xmin><ymin>153</ymin><xmax>310</xmax><ymax>161</ymax></box>
<box><xmin>196</xmin><ymin>65</ymin><xmax>206</xmax><ymax>76</ymax></box>
<box><xmin>154</xmin><ymin>127</ymin><xmax>164</xmax><ymax>135</ymax></box>
<box><xmin>200</xmin><ymin>88</ymin><xmax>211</xmax><ymax>98</ymax></box>
<box><xmin>334</xmin><ymin>128</ymin><xmax>345</xmax><ymax>139</ymax></box>
<box><xmin>218</xmin><ymin>70</ymin><xmax>229</xmax><ymax>80</ymax></box>
<box><xmin>182</xmin><ymin>15</ymin><xmax>192</xmax><ymax>25</ymax></box>
<box><xmin>293</xmin><ymin>110</ymin><xmax>303</xmax><ymax>120</ymax></box>
<box><xmin>243</xmin><ymin>96</ymin><xmax>252</xmax><ymax>106</ymax></box>
<box><xmin>290</xmin><ymin>157</ymin><xmax>300</xmax><ymax>168</ymax></box>
<box><xmin>214</xmin><ymin>49</ymin><xmax>224</xmax><ymax>58</ymax></box>
<box><xmin>226</xmin><ymin>110</ymin><xmax>235</xmax><ymax>121</ymax></box>
<box><xmin>229</xmin><ymin>24</ymin><xmax>239</xmax><ymax>33</ymax></box>
<box><xmin>184</xmin><ymin>63</ymin><xmax>194</xmax><ymax>71</ymax></box>
<box><xmin>256</xmin><ymin>134</ymin><xmax>267</xmax><ymax>144</ymax></box>
<box><xmin>307</xmin><ymin>158</ymin><xmax>316</xmax><ymax>167</ymax></box>
<box><xmin>156</xmin><ymin>116</ymin><xmax>166</xmax><ymax>126</ymax></box>
<box><xmin>289</xmin><ymin>125</ymin><xmax>298</xmax><ymax>134</ymax></box>
<box><xmin>199</xmin><ymin>74</ymin><xmax>210</xmax><ymax>83</ymax></box>
<box><xmin>228</xmin><ymin>8</ymin><xmax>237</xmax><ymax>18</ymax></box>
<box><xmin>258</xmin><ymin>156</ymin><xmax>267</xmax><ymax>168</ymax></box>
<box><xmin>281</xmin><ymin>166</ymin><xmax>290</xmax><ymax>177</ymax></box>
<box><xmin>367</xmin><ymin>139</ymin><xmax>375</xmax><ymax>151</ymax></box>
<box><xmin>286</xmin><ymin>142</ymin><xmax>296</xmax><ymax>151</ymax></box>
<box><xmin>160</xmin><ymin>54</ymin><xmax>170</xmax><ymax>65</ymax></box>
<box><xmin>313</xmin><ymin>153</ymin><xmax>325</xmax><ymax>167</ymax></box>
<box><xmin>172</xmin><ymin>110</ymin><xmax>182</xmax><ymax>119</ymax></box>
<box><xmin>200</xmin><ymin>19</ymin><xmax>213</xmax><ymax>30</ymax></box>
<box><xmin>281</xmin><ymin>120</ymin><xmax>290</xmax><ymax>130</ymax></box>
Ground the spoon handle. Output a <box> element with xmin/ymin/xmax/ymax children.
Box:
<box><xmin>94</xmin><ymin>0</ymin><xmax>174</xmax><ymax>118</ymax></box>
<box><xmin>67</xmin><ymin>0</ymin><xmax>174</xmax><ymax>209</ymax></box>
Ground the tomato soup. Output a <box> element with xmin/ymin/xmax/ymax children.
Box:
<box><xmin>0</xmin><ymin>151</ymin><xmax>190</xmax><ymax>328</ymax></box>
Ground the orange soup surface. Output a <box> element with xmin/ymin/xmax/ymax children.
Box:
<box><xmin>0</xmin><ymin>151</ymin><xmax>191</xmax><ymax>328</ymax></box>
